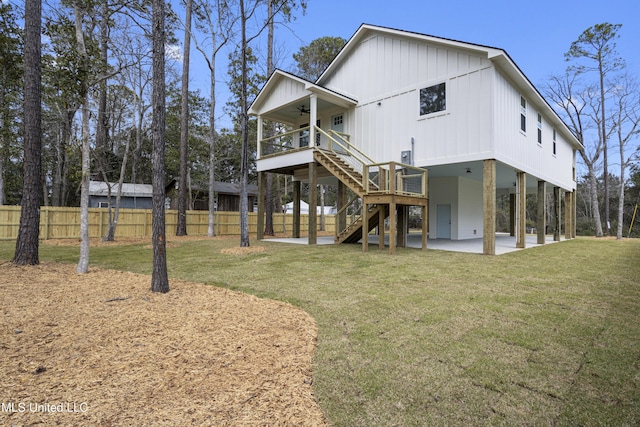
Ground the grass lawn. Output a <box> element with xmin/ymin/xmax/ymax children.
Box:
<box><xmin>1</xmin><ymin>236</ymin><xmax>639</xmax><ymax>426</ymax></box>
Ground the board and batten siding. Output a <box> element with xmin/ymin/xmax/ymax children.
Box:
<box><xmin>492</xmin><ymin>72</ymin><xmax>576</xmax><ymax>191</ymax></box>
<box><xmin>325</xmin><ymin>32</ymin><xmax>495</xmax><ymax>165</ymax></box>
<box><xmin>260</xmin><ymin>76</ymin><xmax>307</xmax><ymax>117</ymax></box>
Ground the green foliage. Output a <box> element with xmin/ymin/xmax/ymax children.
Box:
<box><xmin>220</xmin><ymin>45</ymin><xmax>264</xmax><ymax>184</ymax></box>
<box><xmin>0</xmin><ymin>3</ymin><xmax>22</xmax><ymax>98</ymax></box>
<box><xmin>272</xmin><ymin>0</ymin><xmax>307</xmax><ymax>23</ymax></box>
<box><xmin>42</xmin><ymin>9</ymin><xmax>102</xmax><ymax>104</ymax></box>
<box><xmin>565</xmin><ymin>23</ymin><xmax>625</xmax><ymax>72</ymax></box>
<box><xmin>0</xmin><ymin>3</ymin><xmax>24</xmax><ymax>204</ymax></box>
<box><xmin>225</xmin><ymin>46</ymin><xmax>265</xmax><ymax>123</ymax></box>
<box><xmin>292</xmin><ymin>35</ymin><xmax>346</xmax><ymax>81</ymax></box>
<box><xmin>165</xmin><ymin>86</ymin><xmax>212</xmax><ymax>186</ymax></box>
<box><xmin>215</xmin><ymin>124</ymin><xmax>257</xmax><ymax>184</ymax></box>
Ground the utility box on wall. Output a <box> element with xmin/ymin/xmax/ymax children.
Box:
<box><xmin>401</xmin><ymin>150</ymin><xmax>412</xmax><ymax>166</ymax></box>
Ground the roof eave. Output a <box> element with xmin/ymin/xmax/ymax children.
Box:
<box><xmin>249</xmin><ymin>69</ymin><xmax>357</xmax><ymax>118</ymax></box>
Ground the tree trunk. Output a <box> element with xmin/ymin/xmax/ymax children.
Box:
<box><xmin>239</xmin><ymin>0</ymin><xmax>250</xmax><ymax>247</ymax></box>
<box><xmin>75</xmin><ymin>1</ymin><xmax>90</xmax><ymax>274</ymax></box>
<box><xmin>105</xmin><ymin>133</ymin><xmax>132</xmax><ymax>241</ymax></box>
<box><xmin>617</xmin><ymin>165</ymin><xmax>625</xmax><ymax>240</ymax></box>
<box><xmin>600</xmin><ymin>62</ymin><xmax>610</xmax><ymax>236</ymax></box>
<box><xmin>176</xmin><ymin>0</ymin><xmax>192</xmax><ymax>236</ymax></box>
<box><xmin>151</xmin><ymin>0</ymin><xmax>169</xmax><ymax>293</ymax></box>
<box><xmin>95</xmin><ymin>0</ymin><xmax>110</xmax><ymax>177</ymax></box>
<box><xmin>52</xmin><ymin>110</ymin><xmax>76</xmax><ymax>206</ymax></box>
<box><xmin>0</xmin><ymin>140</ymin><xmax>3</xmax><ymax>206</ymax></box>
<box><xmin>132</xmin><ymin>77</ymin><xmax>145</xmax><ymax>184</ymax></box>
<box><xmin>264</xmin><ymin>0</ymin><xmax>275</xmax><ymax>236</ymax></box>
<box><xmin>13</xmin><ymin>0</ymin><xmax>41</xmax><ymax>265</ymax></box>
<box><xmin>0</xmin><ymin>85</ymin><xmax>5</xmax><ymax>206</ymax></box>
<box><xmin>51</xmin><ymin>118</ymin><xmax>64</xmax><ymax>206</ymax></box>
<box><xmin>207</xmin><ymin>50</ymin><xmax>217</xmax><ymax>237</ymax></box>
<box><xmin>586</xmin><ymin>161</ymin><xmax>604</xmax><ymax>237</ymax></box>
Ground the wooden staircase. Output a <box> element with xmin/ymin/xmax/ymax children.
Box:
<box><xmin>313</xmin><ymin>150</ymin><xmax>369</xmax><ymax>197</ymax></box>
<box><xmin>313</xmin><ymin>149</ymin><xmax>390</xmax><ymax>244</ymax></box>
<box><xmin>337</xmin><ymin>204</ymin><xmax>389</xmax><ymax>244</ymax></box>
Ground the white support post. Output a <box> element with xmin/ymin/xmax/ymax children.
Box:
<box><xmin>309</xmin><ymin>94</ymin><xmax>317</xmax><ymax>146</ymax></box>
<box><xmin>256</xmin><ymin>115</ymin><xmax>263</xmax><ymax>159</ymax></box>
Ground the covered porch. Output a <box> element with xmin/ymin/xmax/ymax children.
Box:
<box><xmin>250</xmin><ymin>70</ymin><xmax>429</xmax><ymax>254</ymax></box>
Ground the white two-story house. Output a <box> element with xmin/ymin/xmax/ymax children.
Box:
<box><xmin>250</xmin><ymin>24</ymin><xmax>581</xmax><ymax>254</ymax></box>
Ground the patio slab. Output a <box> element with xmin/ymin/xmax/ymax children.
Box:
<box><xmin>262</xmin><ymin>233</ymin><xmax>564</xmax><ymax>254</ymax></box>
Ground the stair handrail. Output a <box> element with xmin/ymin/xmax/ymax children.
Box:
<box><xmin>318</xmin><ymin>127</ymin><xmax>368</xmax><ymax>174</ymax></box>
<box><xmin>314</xmin><ymin>150</ymin><xmax>367</xmax><ymax>194</ymax></box>
<box><xmin>326</xmin><ymin>129</ymin><xmax>376</xmax><ymax>165</ymax></box>
<box><xmin>317</xmin><ymin>127</ymin><xmax>382</xmax><ymax>192</ymax></box>
<box><xmin>335</xmin><ymin>194</ymin><xmax>362</xmax><ymax>239</ymax></box>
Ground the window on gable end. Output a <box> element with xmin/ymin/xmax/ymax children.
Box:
<box><xmin>520</xmin><ymin>96</ymin><xmax>527</xmax><ymax>133</ymax></box>
<box><xmin>537</xmin><ymin>114</ymin><xmax>542</xmax><ymax>144</ymax></box>
<box><xmin>553</xmin><ymin>129</ymin><xmax>557</xmax><ymax>155</ymax></box>
<box><xmin>419</xmin><ymin>82</ymin><xmax>446</xmax><ymax>116</ymax></box>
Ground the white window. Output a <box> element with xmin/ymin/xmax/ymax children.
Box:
<box><xmin>332</xmin><ymin>114</ymin><xmax>343</xmax><ymax>128</ymax></box>
<box><xmin>520</xmin><ymin>96</ymin><xmax>527</xmax><ymax>133</ymax></box>
<box><xmin>98</xmin><ymin>202</ymin><xmax>109</xmax><ymax>208</ymax></box>
<box><xmin>537</xmin><ymin>114</ymin><xmax>542</xmax><ymax>144</ymax></box>
<box><xmin>553</xmin><ymin>129</ymin><xmax>557</xmax><ymax>155</ymax></box>
<box><xmin>419</xmin><ymin>82</ymin><xmax>446</xmax><ymax>116</ymax></box>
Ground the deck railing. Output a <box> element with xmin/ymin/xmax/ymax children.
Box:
<box><xmin>259</xmin><ymin>126</ymin><xmax>427</xmax><ymax>198</ymax></box>
<box><xmin>365</xmin><ymin>162</ymin><xmax>427</xmax><ymax>198</ymax></box>
<box><xmin>259</xmin><ymin>126</ymin><xmax>312</xmax><ymax>157</ymax></box>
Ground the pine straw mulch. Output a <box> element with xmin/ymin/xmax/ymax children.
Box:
<box><xmin>0</xmin><ymin>262</ymin><xmax>327</xmax><ymax>426</ymax></box>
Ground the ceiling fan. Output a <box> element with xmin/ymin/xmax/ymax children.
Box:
<box><xmin>293</xmin><ymin>105</ymin><xmax>310</xmax><ymax>115</ymax></box>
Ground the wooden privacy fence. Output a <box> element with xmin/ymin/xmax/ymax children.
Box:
<box><xmin>0</xmin><ymin>206</ymin><xmax>336</xmax><ymax>240</ymax></box>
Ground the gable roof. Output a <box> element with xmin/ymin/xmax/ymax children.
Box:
<box><xmin>316</xmin><ymin>24</ymin><xmax>505</xmax><ymax>85</ymax></box>
<box><xmin>213</xmin><ymin>181</ymin><xmax>259</xmax><ymax>196</ymax></box>
<box><xmin>89</xmin><ymin>181</ymin><xmax>153</xmax><ymax>198</ymax></box>
<box><xmin>165</xmin><ymin>178</ymin><xmax>258</xmax><ymax>196</ymax></box>
<box><xmin>249</xmin><ymin>69</ymin><xmax>357</xmax><ymax>119</ymax></box>
<box><xmin>319</xmin><ymin>24</ymin><xmax>581</xmax><ymax>151</ymax></box>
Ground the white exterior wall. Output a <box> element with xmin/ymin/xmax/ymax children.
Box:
<box><xmin>324</xmin><ymin>33</ymin><xmax>495</xmax><ymax>165</ymax></box>
<box><xmin>492</xmin><ymin>72</ymin><xmax>576</xmax><ymax>191</ymax></box>
<box><xmin>260</xmin><ymin>77</ymin><xmax>307</xmax><ymax>115</ymax></box>
<box><xmin>457</xmin><ymin>177</ymin><xmax>484</xmax><ymax>239</ymax></box>
<box><xmin>429</xmin><ymin>176</ymin><xmax>483</xmax><ymax>240</ymax></box>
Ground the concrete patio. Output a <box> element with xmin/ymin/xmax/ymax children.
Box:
<box><xmin>263</xmin><ymin>233</ymin><xmax>564</xmax><ymax>255</ymax></box>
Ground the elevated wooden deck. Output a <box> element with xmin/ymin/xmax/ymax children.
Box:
<box><xmin>257</xmin><ymin>127</ymin><xmax>428</xmax><ymax>253</ymax></box>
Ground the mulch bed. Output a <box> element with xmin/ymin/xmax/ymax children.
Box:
<box><xmin>0</xmin><ymin>262</ymin><xmax>326</xmax><ymax>426</ymax></box>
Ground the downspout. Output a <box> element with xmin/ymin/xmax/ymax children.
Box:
<box><xmin>411</xmin><ymin>137</ymin><xmax>415</xmax><ymax>166</ymax></box>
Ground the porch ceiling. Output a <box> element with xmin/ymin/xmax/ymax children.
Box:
<box><xmin>425</xmin><ymin>160</ymin><xmax>566</xmax><ymax>194</ymax></box>
<box><xmin>263</xmin><ymin>97</ymin><xmax>341</xmax><ymax>125</ymax></box>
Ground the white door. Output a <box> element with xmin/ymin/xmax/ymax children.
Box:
<box><xmin>331</xmin><ymin>114</ymin><xmax>345</xmax><ymax>151</ymax></box>
<box><xmin>331</xmin><ymin>113</ymin><xmax>344</xmax><ymax>131</ymax></box>
<box><xmin>437</xmin><ymin>204</ymin><xmax>451</xmax><ymax>239</ymax></box>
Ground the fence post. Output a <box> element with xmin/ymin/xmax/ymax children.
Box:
<box><xmin>99</xmin><ymin>209</ymin><xmax>104</xmax><ymax>238</ymax></box>
<box><xmin>43</xmin><ymin>207</ymin><xmax>49</xmax><ymax>240</ymax></box>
